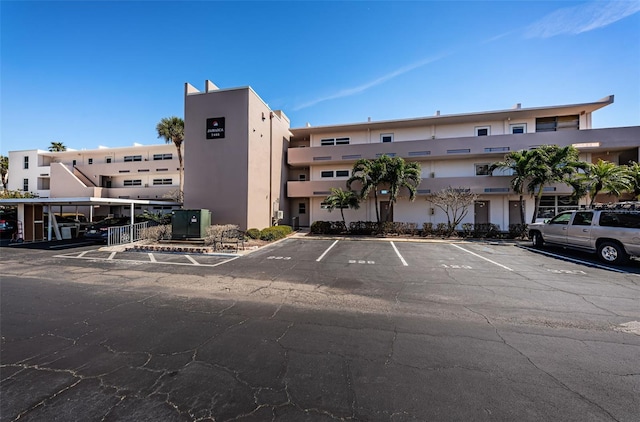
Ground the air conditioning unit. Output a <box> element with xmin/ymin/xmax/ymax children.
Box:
<box><xmin>274</xmin><ymin>210</ymin><xmax>284</xmax><ymax>220</ymax></box>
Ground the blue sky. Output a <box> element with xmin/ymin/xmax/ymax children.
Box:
<box><xmin>1</xmin><ymin>0</ymin><xmax>639</xmax><ymax>155</ymax></box>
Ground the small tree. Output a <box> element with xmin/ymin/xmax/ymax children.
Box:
<box><xmin>156</xmin><ymin>116</ymin><xmax>185</xmax><ymax>201</ymax></box>
<box><xmin>489</xmin><ymin>149</ymin><xmax>533</xmax><ymax>224</ymax></box>
<box><xmin>624</xmin><ymin>161</ymin><xmax>640</xmax><ymax>200</ymax></box>
<box><xmin>0</xmin><ymin>155</ymin><xmax>8</xmax><ymax>191</ymax></box>
<box><xmin>383</xmin><ymin>157</ymin><xmax>421</xmax><ymax>222</ymax></box>
<box><xmin>347</xmin><ymin>157</ymin><xmax>389</xmax><ymax>223</ymax></box>
<box><xmin>48</xmin><ymin>141</ymin><xmax>66</xmax><ymax>152</ymax></box>
<box><xmin>575</xmin><ymin>159</ymin><xmax>633</xmax><ymax>206</ymax></box>
<box><xmin>323</xmin><ymin>187</ymin><xmax>360</xmax><ymax>228</ymax></box>
<box><xmin>426</xmin><ymin>187</ymin><xmax>478</xmax><ymax>237</ymax></box>
<box><xmin>526</xmin><ymin>145</ymin><xmax>585</xmax><ymax>223</ymax></box>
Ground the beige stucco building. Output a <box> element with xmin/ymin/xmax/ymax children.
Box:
<box><xmin>8</xmin><ymin>144</ymin><xmax>180</xmax><ymax>218</ymax></box>
<box><xmin>183</xmin><ymin>81</ymin><xmax>640</xmax><ymax>230</ymax></box>
<box><xmin>7</xmin><ymin>81</ymin><xmax>640</xmax><ymax>233</ymax></box>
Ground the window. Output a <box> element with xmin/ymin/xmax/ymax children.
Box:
<box><xmin>336</xmin><ymin>170</ymin><xmax>349</xmax><ymax>177</ymax></box>
<box><xmin>106</xmin><ymin>157</ymin><xmax>112</xmax><ymax>163</ymax></box>
<box><xmin>536</xmin><ymin>195</ymin><xmax>579</xmax><ymax>219</ymax></box>
<box><xmin>152</xmin><ymin>178</ymin><xmax>173</xmax><ymax>185</ymax></box>
<box><xmin>381</xmin><ymin>134</ymin><xmax>393</xmax><ymax>143</ymax></box>
<box><xmin>123</xmin><ymin>179</ymin><xmax>142</xmax><ymax>186</ymax></box>
<box><xmin>475</xmin><ymin>164</ymin><xmax>490</xmax><ymax>176</ymax></box>
<box><xmin>572</xmin><ymin>211</ymin><xmax>593</xmax><ymax>226</ymax></box>
<box><xmin>599</xmin><ymin>213</ymin><xmax>640</xmax><ymax>229</ymax></box>
<box><xmin>88</xmin><ymin>158</ymin><xmax>93</xmax><ymax>165</ymax></box>
<box><xmin>124</xmin><ymin>155</ymin><xmax>142</xmax><ymax>162</ymax></box>
<box><xmin>320</xmin><ymin>138</ymin><xmax>334</xmax><ymax>146</ymax></box>
<box><xmin>321</xmin><ymin>171</ymin><xmax>334</xmax><ymax>178</ymax></box>
<box><xmin>153</xmin><ymin>153</ymin><xmax>173</xmax><ymax>160</ymax></box>
<box><xmin>535</xmin><ymin>115</ymin><xmax>579</xmax><ymax>132</ymax></box>
<box><xmin>298</xmin><ymin>203</ymin><xmax>306</xmax><ymax>214</ymax></box>
<box><xmin>298</xmin><ymin>174</ymin><xmax>306</xmax><ymax>181</ymax></box>
<box><xmin>320</xmin><ymin>202</ymin><xmax>330</xmax><ymax>209</ymax></box>
<box><xmin>510</xmin><ymin>124</ymin><xmax>526</xmax><ymax>134</ymax></box>
<box><xmin>23</xmin><ymin>178</ymin><xmax>28</xmax><ymax>191</ymax></box>
<box><xmin>23</xmin><ymin>156</ymin><xmax>29</xmax><ymax>169</ymax></box>
<box><xmin>320</xmin><ymin>137</ymin><xmax>350</xmax><ymax>146</ymax></box>
<box><xmin>475</xmin><ymin>126</ymin><xmax>490</xmax><ymax>136</ymax></box>
<box><xmin>549</xmin><ymin>212</ymin><xmax>572</xmax><ymax>225</ymax></box>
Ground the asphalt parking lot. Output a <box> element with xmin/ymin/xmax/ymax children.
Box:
<box><xmin>1</xmin><ymin>237</ymin><xmax>639</xmax><ymax>421</ymax></box>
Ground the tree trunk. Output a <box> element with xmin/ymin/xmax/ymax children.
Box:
<box><xmin>373</xmin><ymin>191</ymin><xmax>380</xmax><ymax>223</ymax></box>
<box><xmin>519</xmin><ymin>195</ymin><xmax>525</xmax><ymax>225</ymax></box>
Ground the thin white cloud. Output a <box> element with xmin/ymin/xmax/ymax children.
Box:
<box><xmin>525</xmin><ymin>0</ymin><xmax>640</xmax><ymax>39</ymax></box>
<box><xmin>293</xmin><ymin>53</ymin><xmax>448</xmax><ymax>111</ymax></box>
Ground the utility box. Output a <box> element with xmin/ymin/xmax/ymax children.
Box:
<box><xmin>171</xmin><ymin>209</ymin><xmax>211</xmax><ymax>239</ymax></box>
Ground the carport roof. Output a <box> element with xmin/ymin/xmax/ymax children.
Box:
<box><xmin>0</xmin><ymin>197</ymin><xmax>182</xmax><ymax>207</ymax></box>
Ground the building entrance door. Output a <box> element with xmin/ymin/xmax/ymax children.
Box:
<box><xmin>474</xmin><ymin>201</ymin><xmax>489</xmax><ymax>225</ymax></box>
<box><xmin>380</xmin><ymin>201</ymin><xmax>393</xmax><ymax>222</ymax></box>
<box><xmin>509</xmin><ymin>200</ymin><xmax>523</xmax><ymax>225</ymax></box>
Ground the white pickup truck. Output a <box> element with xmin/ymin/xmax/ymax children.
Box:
<box><xmin>528</xmin><ymin>207</ymin><xmax>640</xmax><ymax>265</ymax></box>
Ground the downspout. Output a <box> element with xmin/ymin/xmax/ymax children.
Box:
<box><xmin>269</xmin><ymin>111</ymin><xmax>273</xmax><ymax>226</ymax></box>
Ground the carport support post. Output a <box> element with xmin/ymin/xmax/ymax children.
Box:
<box><xmin>129</xmin><ymin>202</ymin><xmax>134</xmax><ymax>243</ymax></box>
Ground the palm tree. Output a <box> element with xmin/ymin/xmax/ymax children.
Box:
<box><xmin>526</xmin><ymin>145</ymin><xmax>585</xmax><ymax>223</ymax></box>
<box><xmin>347</xmin><ymin>156</ymin><xmax>390</xmax><ymax>223</ymax></box>
<box><xmin>383</xmin><ymin>157</ymin><xmax>421</xmax><ymax>222</ymax></box>
<box><xmin>0</xmin><ymin>155</ymin><xmax>8</xmax><ymax>191</ymax></box>
<box><xmin>625</xmin><ymin>161</ymin><xmax>640</xmax><ymax>200</ymax></box>
<box><xmin>323</xmin><ymin>187</ymin><xmax>361</xmax><ymax>227</ymax></box>
<box><xmin>489</xmin><ymin>149</ymin><xmax>533</xmax><ymax>224</ymax></box>
<box><xmin>48</xmin><ymin>141</ymin><xmax>66</xmax><ymax>152</ymax></box>
<box><xmin>577</xmin><ymin>159</ymin><xmax>633</xmax><ymax>206</ymax></box>
<box><xmin>156</xmin><ymin>116</ymin><xmax>185</xmax><ymax>201</ymax></box>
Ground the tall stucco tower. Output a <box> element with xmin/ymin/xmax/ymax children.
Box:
<box><xmin>183</xmin><ymin>80</ymin><xmax>291</xmax><ymax>230</ymax></box>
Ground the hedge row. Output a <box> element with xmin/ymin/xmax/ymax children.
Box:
<box><xmin>310</xmin><ymin>221</ymin><xmax>529</xmax><ymax>239</ymax></box>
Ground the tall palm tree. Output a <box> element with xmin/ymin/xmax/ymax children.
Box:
<box><xmin>383</xmin><ymin>157</ymin><xmax>421</xmax><ymax>222</ymax></box>
<box><xmin>48</xmin><ymin>141</ymin><xmax>66</xmax><ymax>152</ymax></box>
<box><xmin>347</xmin><ymin>156</ymin><xmax>390</xmax><ymax>223</ymax></box>
<box><xmin>578</xmin><ymin>159</ymin><xmax>633</xmax><ymax>206</ymax></box>
<box><xmin>526</xmin><ymin>145</ymin><xmax>585</xmax><ymax>223</ymax></box>
<box><xmin>323</xmin><ymin>187</ymin><xmax>361</xmax><ymax>227</ymax></box>
<box><xmin>156</xmin><ymin>116</ymin><xmax>185</xmax><ymax>201</ymax></box>
<box><xmin>489</xmin><ymin>149</ymin><xmax>533</xmax><ymax>224</ymax></box>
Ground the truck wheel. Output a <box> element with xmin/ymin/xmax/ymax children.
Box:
<box><xmin>531</xmin><ymin>232</ymin><xmax>544</xmax><ymax>248</ymax></box>
<box><xmin>597</xmin><ymin>242</ymin><xmax>629</xmax><ymax>265</ymax></box>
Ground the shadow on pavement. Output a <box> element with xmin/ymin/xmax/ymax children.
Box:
<box><xmin>0</xmin><ymin>238</ymin><xmax>98</xmax><ymax>250</ymax></box>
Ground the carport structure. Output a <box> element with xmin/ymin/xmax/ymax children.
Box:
<box><xmin>0</xmin><ymin>197</ymin><xmax>181</xmax><ymax>242</ymax></box>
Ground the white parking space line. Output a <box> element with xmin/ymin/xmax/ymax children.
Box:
<box><xmin>78</xmin><ymin>251</ymin><xmax>89</xmax><ymax>258</ymax></box>
<box><xmin>390</xmin><ymin>241</ymin><xmax>408</xmax><ymax>266</ymax></box>
<box><xmin>185</xmin><ymin>255</ymin><xmax>200</xmax><ymax>265</ymax></box>
<box><xmin>450</xmin><ymin>244</ymin><xmax>513</xmax><ymax>271</ymax></box>
<box><xmin>520</xmin><ymin>246</ymin><xmax>637</xmax><ymax>275</ymax></box>
<box><xmin>316</xmin><ymin>240</ymin><xmax>339</xmax><ymax>262</ymax></box>
<box><xmin>148</xmin><ymin>253</ymin><xmax>157</xmax><ymax>263</ymax></box>
<box><xmin>108</xmin><ymin>252</ymin><xmax>117</xmax><ymax>260</ymax></box>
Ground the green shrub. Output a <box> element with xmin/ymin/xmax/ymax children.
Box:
<box><xmin>259</xmin><ymin>225</ymin><xmax>292</xmax><ymax>241</ymax></box>
<box><xmin>421</xmin><ymin>223</ymin><xmax>433</xmax><ymax>237</ymax></box>
<box><xmin>246</xmin><ymin>228</ymin><xmax>260</xmax><ymax>239</ymax></box>
<box><xmin>349</xmin><ymin>221</ymin><xmax>378</xmax><ymax>235</ymax></box>
<box><xmin>140</xmin><ymin>224</ymin><xmax>172</xmax><ymax>242</ymax></box>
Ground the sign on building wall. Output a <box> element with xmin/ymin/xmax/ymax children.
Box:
<box><xmin>206</xmin><ymin>117</ymin><xmax>225</xmax><ymax>139</ymax></box>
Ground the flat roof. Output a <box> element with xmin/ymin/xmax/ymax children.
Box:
<box><xmin>0</xmin><ymin>197</ymin><xmax>181</xmax><ymax>206</ymax></box>
<box><xmin>290</xmin><ymin>95</ymin><xmax>615</xmax><ymax>137</ymax></box>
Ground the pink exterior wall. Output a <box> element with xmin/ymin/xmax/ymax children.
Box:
<box><xmin>184</xmin><ymin>84</ymin><xmax>291</xmax><ymax>230</ymax></box>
